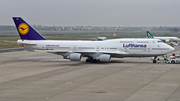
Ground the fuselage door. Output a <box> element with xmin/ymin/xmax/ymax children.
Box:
<box><xmin>122</xmin><ymin>43</ymin><xmax>129</xmax><ymax>52</ymax></box>
<box><xmin>147</xmin><ymin>41</ymin><xmax>153</xmax><ymax>52</ymax></box>
<box><xmin>123</xmin><ymin>47</ymin><xmax>128</xmax><ymax>52</ymax></box>
<box><xmin>96</xmin><ymin>45</ymin><xmax>100</xmax><ymax>51</ymax></box>
<box><xmin>147</xmin><ymin>46</ymin><xmax>151</xmax><ymax>52</ymax></box>
<box><xmin>73</xmin><ymin>45</ymin><xmax>77</xmax><ymax>51</ymax></box>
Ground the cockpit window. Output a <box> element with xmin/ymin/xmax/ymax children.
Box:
<box><xmin>158</xmin><ymin>41</ymin><xmax>163</xmax><ymax>43</ymax></box>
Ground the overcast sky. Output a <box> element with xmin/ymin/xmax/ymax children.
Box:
<box><xmin>1</xmin><ymin>0</ymin><xmax>180</xmax><ymax>26</ymax></box>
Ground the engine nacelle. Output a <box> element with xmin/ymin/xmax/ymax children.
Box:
<box><xmin>99</xmin><ymin>54</ymin><xmax>111</xmax><ymax>62</ymax></box>
<box><xmin>69</xmin><ymin>53</ymin><xmax>82</xmax><ymax>61</ymax></box>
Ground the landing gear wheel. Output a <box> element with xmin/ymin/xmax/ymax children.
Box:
<box><xmin>93</xmin><ymin>59</ymin><xmax>97</xmax><ymax>63</ymax></box>
<box><xmin>86</xmin><ymin>57</ymin><xmax>98</xmax><ymax>63</ymax></box>
<box><xmin>171</xmin><ymin>60</ymin><xmax>175</xmax><ymax>64</ymax></box>
<box><xmin>153</xmin><ymin>56</ymin><xmax>157</xmax><ymax>63</ymax></box>
<box><xmin>86</xmin><ymin>59</ymin><xmax>90</xmax><ymax>62</ymax></box>
<box><xmin>90</xmin><ymin>59</ymin><xmax>93</xmax><ymax>63</ymax></box>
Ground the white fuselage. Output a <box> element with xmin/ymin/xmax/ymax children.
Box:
<box><xmin>17</xmin><ymin>38</ymin><xmax>174</xmax><ymax>58</ymax></box>
<box><xmin>154</xmin><ymin>37</ymin><xmax>180</xmax><ymax>42</ymax></box>
<box><xmin>97</xmin><ymin>37</ymin><xmax>107</xmax><ymax>41</ymax></box>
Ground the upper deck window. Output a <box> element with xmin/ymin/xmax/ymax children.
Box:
<box><xmin>120</xmin><ymin>41</ymin><xmax>133</xmax><ymax>43</ymax></box>
<box><xmin>137</xmin><ymin>41</ymin><xmax>148</xmax><ymax>43</ymax></box>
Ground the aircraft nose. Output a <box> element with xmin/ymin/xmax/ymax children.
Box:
<box><xmin>170</xmin><ymin>46</ymin><xmax>175</xmax><ymax>52</ymax></box>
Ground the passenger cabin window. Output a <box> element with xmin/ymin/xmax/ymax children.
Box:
<box><xmin>120</xmin><ymin>41</ymin><xmax>133</xmax><ymax>43</ymax></box>
<box><xmin>137</xmin><ymin>41</ymin><xmax>148</xmax><ymax>43</ymax></box>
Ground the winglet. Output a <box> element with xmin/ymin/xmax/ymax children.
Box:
<box><xmin>12</xmin><ymin>17</ymin><xmax>46</xmax><ymax>40</ymax></box>
<box><xmin>147</xmin><ymin>31</ymin><xmax>154</xmax><ymax>39</ymax></box>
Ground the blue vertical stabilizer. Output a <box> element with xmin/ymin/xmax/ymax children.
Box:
<box><xmin>12</xmin><ymin>17</ymin><xmax>46</xmax><ymax>40</ymax></box>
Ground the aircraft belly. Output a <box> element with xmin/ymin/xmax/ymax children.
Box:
<box><xmin>119</xmin><ymin>54</ymin><xmax>165</xmax><ymax>57</ymax></box>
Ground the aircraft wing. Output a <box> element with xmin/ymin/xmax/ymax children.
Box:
<box><xmin>163</xmin><ymin>39</ymin><xmax>177</xmax><ymax>43</ymax></box>
<box><xmin>154</xmin><ymin>38</ymin><xmax>168</xmax><ymax>43</ymax></box>
<box><xmin>77</xmin><ymin>51</ymin><xmax>125</xmax><ymax>58</ymax></box>
<box><xmin>165</xmin><ymin>39</ymin><xmax>170</xmax><ymax>42</ymax></box>
<box><xmin>155</xmin><ymin>37</ymin><xmax>180</xmax><ymax>43</ymax></box>
<box><xmin>168</xmin><ymin>38</ymin><xmax>180</xmax><ymax>42</ymax></box>
<box><xmin>35</xmin><ymin>50</ymin><xmax>127</xmax><ymax>58</ymax></box>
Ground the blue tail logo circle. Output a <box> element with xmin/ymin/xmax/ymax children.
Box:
<box><xmin>18</xmin><ymin>23</ymin><xmax>29</xmax><ymax>35</ymax></box>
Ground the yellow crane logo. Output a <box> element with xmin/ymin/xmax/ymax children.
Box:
<box><xmin>18</xmin><ymin>23</ymin><xmax>29</xmax><ymax>35</ymax></box>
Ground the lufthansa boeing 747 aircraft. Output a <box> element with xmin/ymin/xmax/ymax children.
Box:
<box><xmin>13</xmin><ymin>17</ymin><xmax>175</xmax><ymax>63</ymax></box>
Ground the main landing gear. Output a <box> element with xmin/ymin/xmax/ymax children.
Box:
<box><xmin>153</xmin><ymin>56</ymin><xmax>157</xmax><ymax>63</ymax></box>
<box><xmin>86</xmin><ymin>57</ymin><xmax>99</xmax><ymax>63</ymax></box>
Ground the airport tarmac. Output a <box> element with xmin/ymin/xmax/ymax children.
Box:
<box><xmin>0</xmin><ymin>49</ymin><xmax>180</xmax><ymax>101</ymax></box>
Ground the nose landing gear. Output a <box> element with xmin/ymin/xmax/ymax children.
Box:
<box><xmin>153</xmin><ymin>56</ymin><xmax>157</xmax><ymax>63</ymax></box>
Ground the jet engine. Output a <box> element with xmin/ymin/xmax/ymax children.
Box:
<box><xmin>69</xmin><ymin>53</ymin><xmax>82</xmax><ymax>61</ymax></box>
<box><xmin>99</xmin><ymin>54</ymin><xmax>111</xmax><ymax>62</ymax></box>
